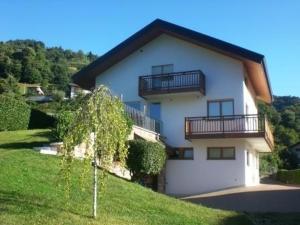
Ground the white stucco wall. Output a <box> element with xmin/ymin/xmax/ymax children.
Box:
<box><xmin>244</xmin><ymin>148</ymin><xmax>260</xmax><ymax>186</ymax></box>
<box><xmin>243</xmin><ymin>72</ymin><xmax>258</xmax><ymax>115</ymax></box>
<box><xmin>95</xmin><ymin>34</ymin><xmax>260</xmax><ymax>194</ymax></box>
<box><xmin>165</xmin><ymin>139</ymin><xmax>247</xmax><ymax>195</ymax></box>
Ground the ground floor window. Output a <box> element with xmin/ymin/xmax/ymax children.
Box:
<box><xmin>168</xmin><ymin>147</ymin><xmax>194</xmax><ymax>160</ymax></box>
<box><xmin>246</xmin><ymin>151</ymin><xmax>250</xmax><ymax>166</ymax></box>
<box><xmin>207</xmin><ymin>147</ymin><xmax>235</xmax><ymax>160</ymax></box>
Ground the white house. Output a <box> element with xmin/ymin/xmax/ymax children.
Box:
<box><xmin>73</xmin><ymin>19</ymin><xmax>274</xmax><ymax>195</ymax></box>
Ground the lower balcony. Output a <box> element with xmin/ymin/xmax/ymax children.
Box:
<box><xmin>185</xmin><ymin>114</ymin><xmax>274</xmax><ymax>151</ymax></box>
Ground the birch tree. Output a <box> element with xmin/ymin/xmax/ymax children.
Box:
<box><xmin>61</xmin><ymin>85</ymin><xmax>131</xmax><ymax>218</ymax></box>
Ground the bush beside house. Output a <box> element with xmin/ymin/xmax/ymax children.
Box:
<box><xmin>277</xmin><ymin>169</ymin><xmax>300</xmax><ymax>184</ymax></box>
<box><xmin>127</xmin><ymin>139</ymin><xmax>166</xmax><ymax>186</ymax></box>
<box><xmin>0</xmin><ymin>95</ymin><xmax>31</xmax><ymax>131</ymax></box>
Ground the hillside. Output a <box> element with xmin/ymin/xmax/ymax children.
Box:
<box><xmin>0</xmin><ymin>40</ymin><xmax>97</xmax><ymax>91</ymax></box>
<box><xmin>261</xmin><ymin>96</ymin><xmax>300</xmax><ymax>149</ymax></box>
<box><xmin>0</xmin><ymin>129</ymin><xmax>253</xmax><ymax>225</ymax></box>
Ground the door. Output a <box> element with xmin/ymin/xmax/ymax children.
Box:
<box><xmin>148</xmin><ymin>102</ymin><xmax>161</xmax><ymax>133</ymax></box>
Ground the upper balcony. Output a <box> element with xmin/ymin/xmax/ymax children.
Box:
<box><xmin>138</xmin><ymin>70</ymin><xmax>205</xmax><ymax>98</ymax></box>
<box><xmin>185</xmin><ymin>114</ymin><xmax>274</xmax><ymax>151</ymax></box>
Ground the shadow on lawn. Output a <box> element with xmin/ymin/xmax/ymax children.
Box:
<box><xmin>0</xmin><ymin>130</ymin><xmax>56</xmax><ymax>150</ymax></box>
<box><xmin>218</xmin><ymin>214</ymin><xmax>253</xmax><ymax>225</ymax></box>
<box><xmin>0</xmin><ymin>141</ymin><xmax>50</xmax><ymax>149</ymax></box>
<box><xmin>0</xmin><ymin>190</ymin><xmax>91</xmax><ymax>219</ymax></box>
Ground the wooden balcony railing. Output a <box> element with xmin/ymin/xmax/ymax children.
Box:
<box><xmin>185</xmin><ymin>114</ymin><xmax>274</xmax><ymax>149</ymax></box>
<box><xmin>139</xmin><ymin>70</ymin><xmax>205</xmax><ymax>97</ymax></box>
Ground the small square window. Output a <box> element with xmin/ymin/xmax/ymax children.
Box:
<box><xmin>207</xmin><ymin>147</ymin><xmax>235</xmax><ymax>160</ymax></box>
<box><xmin>168</xmin><ymin>147</ymin><xmax>193</xmax><ymax>160</ymax></box>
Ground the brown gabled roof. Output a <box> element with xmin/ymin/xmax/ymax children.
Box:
<box><xmin>73</xmin><ymin>19</ymin><xmax>272</xmax><ymax>103</ymax></box>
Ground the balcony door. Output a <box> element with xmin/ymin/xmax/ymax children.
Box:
<box><xmin>207</xmin><ymin>100</ymin><xmax>234</xmax><ymax>133</ymax></box>
<box><xmin>151</xmin><ymin>64</ymin><xmax>173</xmax><ymax>90</ymax></box>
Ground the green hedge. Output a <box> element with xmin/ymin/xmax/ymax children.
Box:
<box><xmin>277</xmin><ymin>169</ymin><xmax>300</xmax><ymax>184</ymax></box>
<box><xmin>127</xmin><ymin>139</ymin><xmax>166</xmax><ymax>181</ymax></box>
<box><xmin>0</xmin><ymin>95</ymin><xmax>31</xmax><ymax>131</ymax></box>
<box><xmin>53</xmin><ymin>110</ymin><xmax>75</xmax><ymax>141</ymax></box>
<box><xmin>28</xmin><ymin>109</ymin><xmax>56</xmax><ymax>129</ymax></box>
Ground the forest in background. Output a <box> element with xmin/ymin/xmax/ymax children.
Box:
<box><xmin>0</xmin><ymin>40</ymin><xmax>97</xmax><ymax>92</ymax></box>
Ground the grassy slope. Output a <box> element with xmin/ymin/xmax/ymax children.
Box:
<box><xmin>0</xmin><ymin>129</ymin><xmax>253</xmax><ymax>225</ymax></box>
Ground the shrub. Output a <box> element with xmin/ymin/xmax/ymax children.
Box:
<box><xmin>0</xmin><ymin>95</ymin><xmax>31</xmax><ymax>131</ymax></box>
<box><xmin>28</xmin><ymin>109</ymin><xmax>56</xmax><ymax>129</ymax></box>
<box><xmin>279</xmin><ymin>148</ymin><xmax>299</xmax><ymax>170</ymax></box>
<box><xmin>260</xmin><ymin>152</ymin><xmax>280</xmax><ymax>175</ymax></box>
<box><xmin>53</xmin><ymin>110</ymin><xmax>74</xmax><ymax>141</ymax></box>
<box><xmin>127</xmin><ymin>139</ymin><xmax>166</xmax><ymax>181</ymax></box>
<box><xmin>277</xmin><ymin>169</ymin><xmax>300</xmax><ymax>184</ymax></box>
<box><xmin>51</xmin><ymin>90</ymin><xmax>65</xmax><ymax>102</ymax></box>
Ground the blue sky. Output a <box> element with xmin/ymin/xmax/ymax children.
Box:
<box><xmin>1</xmin><ymin>0</ymin><xmax>300</xmax><ymax>96</ymax></box>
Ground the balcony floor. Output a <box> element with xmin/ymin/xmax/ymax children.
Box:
<box><xmin>142</xmin><ymin>90</ymin><xmax>204</xmax><ymax>100</ymax></box>
<box><xmin>186</xmin><ymin>133</ymin><xmax>272</xmax><ymax>152</ymax></box>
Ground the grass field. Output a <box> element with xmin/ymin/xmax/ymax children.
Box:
<box><xmin>0</xmin><ymin>129</ymin><xmax>253</xmax><ymax>225</ymax></box>
<box><xmin>0</xmin><ymin>129</ymin><xmax>299</xmax><ymax>225</ymax></box>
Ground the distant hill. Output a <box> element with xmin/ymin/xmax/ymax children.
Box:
<box><xmin>0</xmin><ymin>39</ymin><xmax>97</xmax><ymax>91</ymax></box>
<box><xmin>273</xmin><ymin>96</ymin><xmax>300</xmax><ymax>111</ymax></box>
<box><xmin>260</xmin><ymin>95</ymin><xmax>300</xmax><ymax>151</ymax></box>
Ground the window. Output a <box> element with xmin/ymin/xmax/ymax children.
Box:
<box><xmin>207</xmin><ymin>147</ymin><xmax>235</xmax><ymax>160</ymax></box>
<box><xmin>152</xmin><ymin>64</ymin><xmax>174</xmax><ymax>75</ymax></box>
<box><xmin>246</xmin><ymin>151</ymin><xmax>250</xmax><ymax>166</ymax></box>
<box><xmin>208</xmin><ymin>100</ymin><xmax>234</xmax><ymax>117</ymax></box>
<box><xmin>168</xmin><ymin>147</ymin><xmax>194</xmax><ymax>160</ymax></box>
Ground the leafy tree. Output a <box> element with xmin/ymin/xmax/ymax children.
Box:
<box><xmin>281</xmin><ymin>109</ymin><xmax>296</xmax><ymax>128</ymax></box>
<box><xmin>62</xmin><ymin>85</ymin><xmax>131</xmax><ymax>218</ymax></box>
<box><xmin>279</xmin><ymin>148</ymin><xmax>299</xmax><ymax>170</ymax></box>
<box><xmin>275</xmin><ymin>125</ymin><xmax>298</xmax><ymax>147</ymax></box>
<box><xmin>258</xmin><ymin>102</ymin><xmax>281</xmax><ymax>125</ymax></box>
<box><xmin>51</xmin><ymin>64</ymin><xmax>69</xmax><ymax>90</ymax></box>
<box><xmin>0</xmin><ymin>75</ymin><xmax>20</xmax><ymax>95</ymax></box>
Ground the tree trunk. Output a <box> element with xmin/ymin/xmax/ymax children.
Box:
<box><xmin>93</xmin><ymin>151</ymin><xmax>97</xmax><ymax>219</ymax></box>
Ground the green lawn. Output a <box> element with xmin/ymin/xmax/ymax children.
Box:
<box><xmin>0</xmin><ymin>129</ymin><xmax>298</xmax><ymax>225</ymax></box>
<box><xmin>0</xmin><ymin>129</ymin><xmax>252</xmax><ymax>225</ymax></box>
